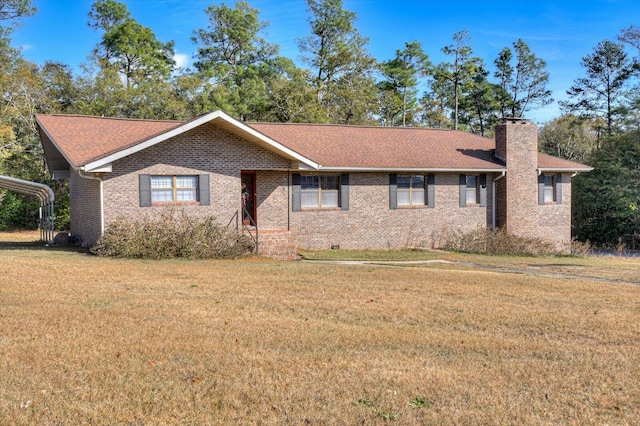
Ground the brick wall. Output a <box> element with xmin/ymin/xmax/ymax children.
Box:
<box><xmin>287</xmin><ymin>173</ymin><xmax>495</xmax><ymax>250</ymax></box>
<box><xmin>69</xmin><ymin>168</ymin><xmax>102</xmax><ymax>245</ymax></box>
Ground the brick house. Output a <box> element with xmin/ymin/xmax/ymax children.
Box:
<box><xmin>35</xmin><ymin>110</ymin><xmax>592</xmax><ymax>259</ymax></box>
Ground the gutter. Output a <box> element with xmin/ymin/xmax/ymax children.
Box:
<box><xmin>492</xmin><ymin>171</ymin><xmax>506</xmax><ymax>230</ymax></box>
<box><xmin>77</xmin><ymin>170</ymin><xmax>104</xmax><ymax>237</ymax></box>
<box><xmin>311</xmin><ymin>166</ymin><xmax>508</xmax><ymax>173</ymax></box>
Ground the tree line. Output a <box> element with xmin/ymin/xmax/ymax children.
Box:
<box><xmin>0</xmin><ymin>0</ymin><xmax>638</xmax><ymax>248</ymax></box>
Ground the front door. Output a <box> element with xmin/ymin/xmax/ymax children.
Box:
<box><xmin>241</xmin><ymin>172</ymin><xmax>256</xmax><ymax>225</ymax></box>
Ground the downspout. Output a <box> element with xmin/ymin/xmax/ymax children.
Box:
<box><xmin>287</xmin><ymin>170</ymin><xmax>291</xmax><ymax>231</ymax></box>
<box><xmin>78</xmin><ymin>170</ymin><xmax>104</xmax><ymax>237</ymax></box>
<box><xmin>492</xmin><ymin>171</ymin><xmax>506</xmax><ymax>230</ymax></box>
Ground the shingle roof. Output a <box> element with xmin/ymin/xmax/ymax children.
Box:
<box><xmin>35</xmin><ymin>112</ymin><xmax>592</xmax><ymax>172</ymax></box>
<box><xmin>248</xmin><ymin>122</ymin><xmax>503</xmax><ymax>170</ymax></box>
<box><xmin>35</xmin><ymin>114</ymin><xmax>183</xmax><ymax>167</ymax></box>
<box><xmin>537</xmin><ymin>152</ymin><xmax>591</xmax><ymax>171</ymax></box>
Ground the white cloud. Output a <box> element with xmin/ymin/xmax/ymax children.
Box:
<box><xmin>20</xmin><ymin>44</ymin><xmax>34</xmax><ymax>52</ymax></box>
<box><xmin>173</xmin><ymin>53</ymin><xmax>191</xmax><ymax>70</ymax></box>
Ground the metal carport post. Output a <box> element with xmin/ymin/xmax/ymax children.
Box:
<box><xmin>0</xmin><ymin>175</ymin><xmax>55</xmax><ymax>242</ymax></box>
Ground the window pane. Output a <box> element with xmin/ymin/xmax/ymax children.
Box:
<box><xmin>176</xmin><ymin>176</ymin><xmax>197</xmax><ymax>188</ymax></box>
<box><xmin>466</xmin><ymin>175</ymin><xmax>477</xmax><ymax>189</ymax></box>
<box><xmin>543</xmin><ymin>175</ymin><xmax>555</xmax><ymax>202</ymax></box>
<box><xmin>466</xmin><ymin>188</ymin><xmax>477</xmax><ymax>204</ymax></box>
<box><xmin>397</xmin><ymin>175</ymin><xmax>411</xmax><ymax>189</ymax></box>
<box><xmin>321</xmin><ymin>175</ymin><xmax>339</xmax><ymax>190</ymax></box>
<box><xmin>397</xmin><ymin>190</ymin><xmax>410</xmax><ymax>205</ymax></box>
<box><xmin>412</xmin><ymin>189</ymin><xmax>425</xmax><ymax>205</ymax></box>
<box><xmin>152</xmin><ymin>189</ymin><xmax>173</xmax><ymax>202</ymax></box>
<box><xmin>301</xmin><ymin>175</ymin><xmax>319</xmax><ymax>190</ymax></box>
<box><xmin>177</xmin><ymin>189</ymin><xmax>197</xmax><ymax>201</ymax></box>
<box><xmin>321</xmin><ymin>190</ymin><xmax>339</xmax><ymax>207</ymax></box>
<box><xmin>151</xmin><ymin>176</ymin><xmax>173</xmax><ymax>189</ymax></box>
<box><xmin>301</xmin><ymin>191</ymin><xmax>319</xmax><ymax>207</ymax></box>
<box><xmin>411</xmin><ymin>175</ymin><xmax>425</xmax><ymax>189</ymax></box>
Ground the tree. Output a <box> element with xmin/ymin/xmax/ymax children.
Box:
<box><xmin>493</xmin><ymin>39</ymin><xmax>552</xmax><ymax>118</ymax></box>
<box><xmin>192</xmin><ymin>1</ymin><xmax>281</xmax><ymax>121</ymax></box>
<box><xmin>0</xmin><ymin>0</ymin><xmax>36</xmax><ymax>53</ymax></box>
<box><xmin>0</xmin><ymin>1</ymin><xmax>71</xmax><ymax>230</ymax></box>
<box><xmin>378</xmin><ymin>41</ymin><xmax>430</xmax><ymax>126</ymax></box>
<box><xmin>572</xmin><ymin>132</ymin><xmax>640</xmax><ymax>246</ymax></box>
<box><xmin>420</xmin><ymin>86</ymin><xmax>451</xmax><ymax>129</ymax></box>
<box><xmin>459</xmin><ymin>65</ymin><xmax>501</xmax><ymax>136</ymax></box>
<box><xmin>493</xmin><ymin>47</ymin><xmax>513</xmax><ymax>117</ymax></box>
<box><xmin>618</xmin><ymin>24</ymin><xmax>640</xmax><ymax>52</ymax></box>
<box><xmin>39</xmin><ymin>61</ymin><xmax>77</xmax><ymax>114</ymax></box>
<box><xmin>89</xmin><ymin>0</ymin><xmax>175</xmax><ymax>89</ymax></box>
<box><xmin>264</xmin><ymin>57</ymin><xmax>326</xmax><ymax>123</ymax></box>
<box><xmin>538</xmin><ymin>115</ymin><xmax>597</xmax><ymax>163</ymax></box>
<box><xmin>431</xmin><ymin>30</ymin><xmax>482</xmax><ymax>130</ymax></box>
<box><xmin>297</xmin><ymin>0</ymin><xmax>377</xmax><ymax>124</ymax></box>
<box><xmin>561</xmin><ymin>40</ymin><xmax>635</xmax><ymax>136</ymax></box>
<box><xmin>81</xmin><ymin>0</ymin><xmax>184</xmax><ymax>119</ymax></box>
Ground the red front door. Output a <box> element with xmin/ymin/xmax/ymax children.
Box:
<box><xmin>241</xmin><ymin>172</ymin><xmax>256</xmax><ymax>225</ymax></box>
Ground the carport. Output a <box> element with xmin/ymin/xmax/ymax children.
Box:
<box><xmin>0</xmin><ymin>175</ymin><xmax>55</xmax><ymax>242</ymax></box>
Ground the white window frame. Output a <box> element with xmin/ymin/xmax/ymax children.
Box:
<box><xmin>151</xmin><ymin>175</ymin><xmax>199</xmax><ymax>204</ymax></box>
<box><xmin>465</xmin><ymin>175</ymin><xmax>479</xmax><ymax>205</ymax></box>
<box><xmin>397</xmin><ymin>174</ymin><xmax>426</xmax><ymax>207</ymax></box>
<box><xmin>300</xmin><ymin>174</ymin><xmax>341</xmax><ymax>208</ymax></box>
<box><xmin>543</xmin><ymin>174</ymin><xmax>556</xmax><ymax>203</ymax></box>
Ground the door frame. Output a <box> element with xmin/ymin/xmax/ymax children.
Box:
<box><xmin>241</xmin><ymin>171</ymin><xmax>257</xmax><ymax>225</ymax></box>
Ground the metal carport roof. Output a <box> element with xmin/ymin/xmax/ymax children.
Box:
<box><xmin>0</xmin><ymin>175</ymin><xmax>55</xmax><ymax>242</ymax></box>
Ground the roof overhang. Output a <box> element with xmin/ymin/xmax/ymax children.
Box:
<box><xmin>303</xmin><ymin>166</ymin><xmax>508</xmax><ymax>173</ymax></box>
<box><xmin>537</xmin><ymin>167</ymin><xmax>594</xmax><ymax>174</ymax></box>
<box><xmin>36</xmin><ymin>122</ymin><xmax>73</xmax><ymax>177</ymax></box>
<box><xmin>80</xmin><ymin>110</ymin><xmax>320</xmax><ymax>172</ymax></box>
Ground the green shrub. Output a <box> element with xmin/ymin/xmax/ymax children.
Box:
<box><xmin>439</xmin><ymin>227</ymin><xmax>556</xmax><ymax>256</ymax></box>
<box><xmin>91</xmin><ymin>209</ymin><xmax>255</xmax><ymax>259</ymax></box>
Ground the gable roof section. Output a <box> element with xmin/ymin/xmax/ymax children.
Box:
<box><xmin>35</xmin><ymin>114</ymin><xmax>182</xmax><ymax>168</ymax></box>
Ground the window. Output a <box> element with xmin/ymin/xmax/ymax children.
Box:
<box><xmin>538</xmin><ymin>173</ymin><xmax>562</xmax><ymax>205</ymax></box>
<box><xmin>389</xmin><ymin>174</ymin><xmax>434</xmax><ymax>209</ymax></box>
<box><xmin>543</xmin><ymin>174</ymin><xmax>556</xmax><ymax>203</ymax></box>
<box><xmin>397</xmin><ymin>175</ymin><xmax>426</xmax><ymax>206</ymax></box>
<box><xmin>292</xmin><ymin>173</ymin><xmax>349</xmax><ymax>211</ymax></box>
<box><xmin>465</xmin><ymin>175</ymin><xmax>479</xmax><ymax>204</ymax></box>
<box><xmin>139</xmin><ymin>174</ymin><xmax>210</xmax><ymax>207</ymax></box>
<box><xmin>301</xmin><ymin>174</ymin><xmax>340</xmax><ymax>208</ymax></box>
<box><xmin>151</xmin><ymin>175</ymin><xmax>198</xmax><ymax>203</ymax></box>
<box><xmin>459</xmin><ymin>174</ymin><xmax>486</xmax><ymax>207</ymax></box>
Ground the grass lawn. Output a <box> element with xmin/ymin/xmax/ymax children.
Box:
<box><xmin>1</xmin><ymin>232</ymin><xmax>639</xmax><ymax>424</ymax></box>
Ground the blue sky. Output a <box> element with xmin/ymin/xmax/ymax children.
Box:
<box><xmin>11</xmin><ymin>0</ymin><xmax>640</xmax><ymax>123</ymax></box>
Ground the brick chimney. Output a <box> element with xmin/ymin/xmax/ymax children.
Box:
<box><xmin>494</xmin><ymin>118</ymin><xmax>539</xmax><ymax>236</ymax></box>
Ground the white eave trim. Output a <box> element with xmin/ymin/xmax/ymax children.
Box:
<box><xmin>537</xmin><ymin>167</ymin><xmax>594</xmax><ymax>174</ymax></box>
<box><xmin>84</xmin><ymin>164</ymin><xmax>112</xmax><ymax>173</ymax></box>
<box><xmin>302</xmin><ymin>166</ymin><xmax>508</xmax><ymax>173</ymax></box>
<box><xmin>82</xmin><ymin>110</ymin><xmax>320</xmax><ymax>172</ymax></box>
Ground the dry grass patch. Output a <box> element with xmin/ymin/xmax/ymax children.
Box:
<box><xmin>302</xmin><ymin>248</ymin><xmax>640</xmax><ymax>284</ymax></box>
<box><xmin>1</xmin><ymin>247</ymin><xmax>639</xmax><ymax>424</ymax></box>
